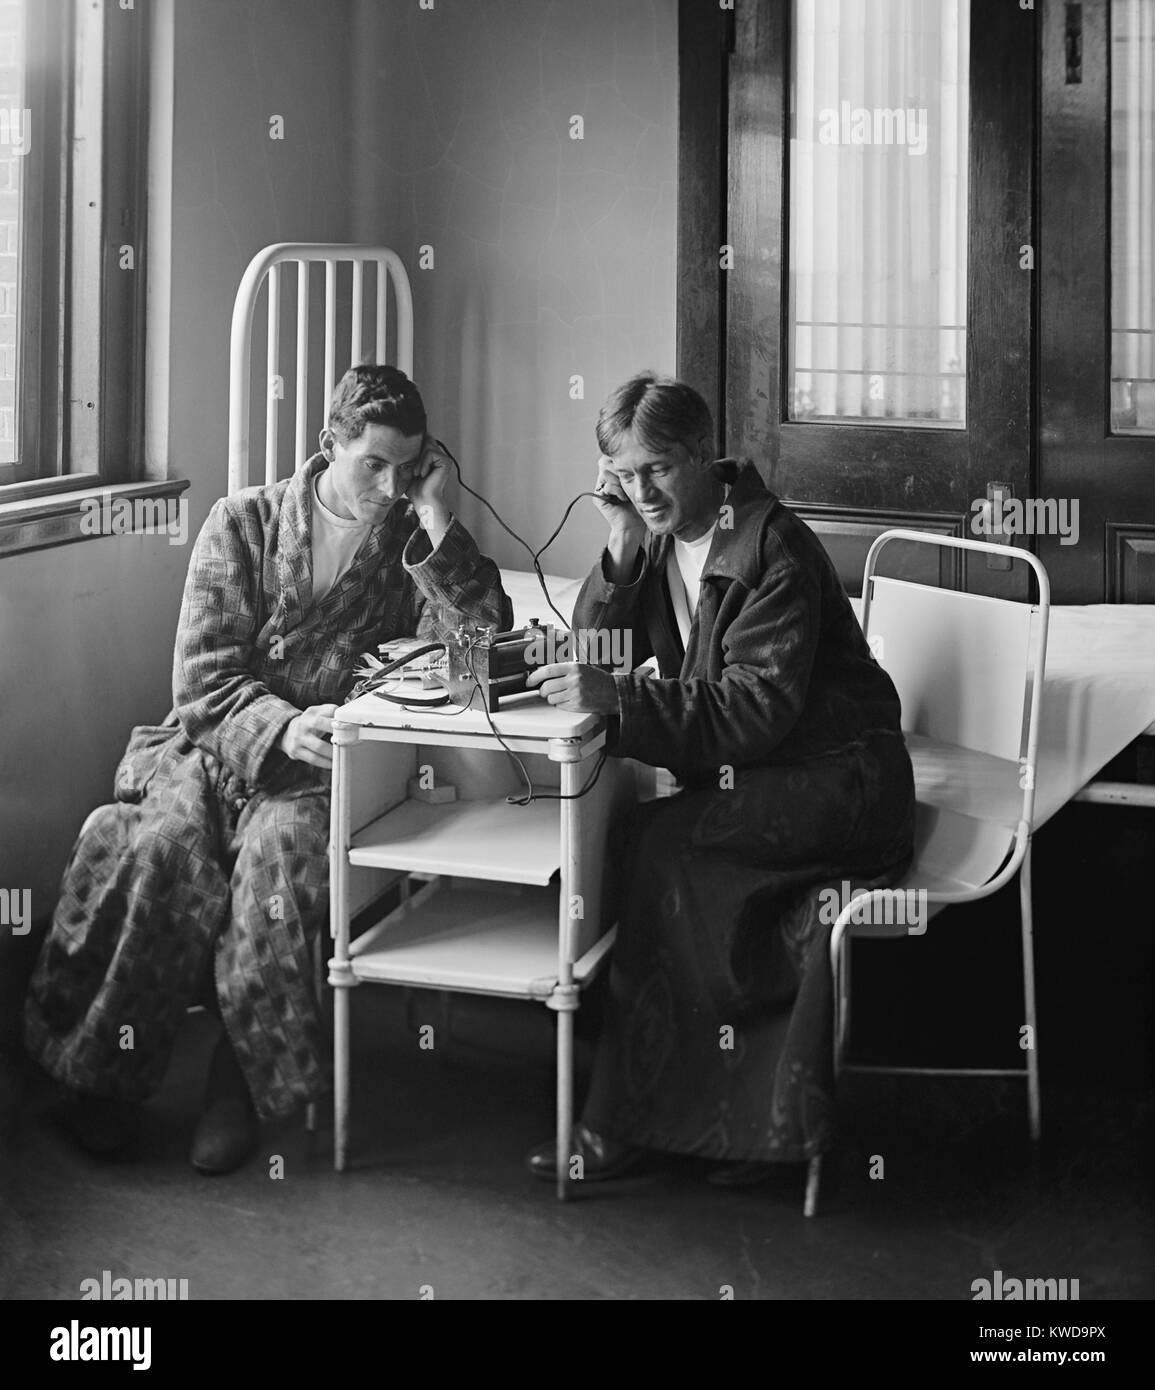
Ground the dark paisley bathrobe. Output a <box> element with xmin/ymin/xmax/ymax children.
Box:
<box><xmin>24</xmin><ymin>454</ymin><xmax>512</xmax><ymax>1121</ymax></box>
<box><xmin>575</xmin><ymin>460</ymin><xmax>915</xmax><ymax>1161</ymax></box>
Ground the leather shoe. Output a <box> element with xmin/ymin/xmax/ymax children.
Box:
<box><xmin>190</xmin><ymin>1095</ymin><xmax>259</xmax><ymax>1174</ymax></box>
<box><xmin>59</xmin><ymin>1088</ymin><xmax>140</xmax><ymax>1156</ymax></box>
<box><xmin>191</xmin><ymin>1030</ymin><xmax>259</xmax><ymax>1174</ymax></box>
<box><xmin>525</xmin><ymin>1122</ymin><xmax>645</xmax><ymax>1182</ymax></box>
<box><xmin>706</xmin><ymin>1160</ymin><xmax>777</xmax><ymax>1188</ymax></box>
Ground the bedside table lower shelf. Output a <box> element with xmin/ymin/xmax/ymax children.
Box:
<box><xmin>347</xmin><ymin>879</ymin><xmax>616</xmax><ymax>1000</ymax></box>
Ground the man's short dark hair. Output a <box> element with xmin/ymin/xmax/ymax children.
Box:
<box><xmin>327</xmin><ymin>363</ymin><xmax>427</xmax><ymax>443</ymax></box>
<box><xmin>595</xmin><ymin>372</ymin><xmax>714</xmax><ymax>460</ymax></box>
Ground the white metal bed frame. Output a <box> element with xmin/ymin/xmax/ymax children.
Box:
<box><xmin>227</xmin><ymin>242</ymin><xmax>414</xmax><ymax>495</ymax></box>
<box><xmin>1073</xmin><ymin>751</ymin><xmax>1155</xmax><ymax>806</ymax></box>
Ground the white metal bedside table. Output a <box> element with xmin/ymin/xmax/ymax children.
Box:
<box><xmin>328</xmin><ymin>688</ymin><xmax>631</xmax><ymax>1199</ymax></box>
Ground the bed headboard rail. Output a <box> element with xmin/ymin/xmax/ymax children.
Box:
<box><xmin>227</xmin><ymin>243</ymin><xmax>414</xmax><ymax>495</ymax></box>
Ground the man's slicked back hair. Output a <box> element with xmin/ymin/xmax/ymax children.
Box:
<box><xmin>328</xmin><ymin>363</ymin><xmax>427</xmax><ymax>444</ymax></box>
<box><xmin>595</xmin><ymin>372</ymin><xmax>714</xmax><ymax>460</ymax></box>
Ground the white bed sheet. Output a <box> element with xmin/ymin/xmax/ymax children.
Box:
<box><xmin>852</xmin><ymin>595</ymin><xmax>1155</xmax><ymax>827</ymax></box>
<box><xmin>1027</xmin><ymin>604</ymin><xmax>1155</xmax><ymax>826</ymax></box>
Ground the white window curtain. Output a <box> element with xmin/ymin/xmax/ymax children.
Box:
<box><xmin>789</xmin><ymin>0</ymin><xmax>970</xmax><ymax>427</ymax></box>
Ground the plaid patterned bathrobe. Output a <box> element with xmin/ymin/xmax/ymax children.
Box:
<box><xmin>575</xmin><ymin>461</ymin><xmax>916</xmax><ymax>1162</ymax></box>
<box><xmin>25</xmin><ymin>454</ymin><xmax>512</xmax><ymax>1121</ymax></box>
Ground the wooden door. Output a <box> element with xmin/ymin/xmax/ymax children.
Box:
<box><xmin>1039</xmin><ymin>0</ymin><xmax>1155</xmax><ymax>603</ymax></box>
<box><xmin>679</xmin><ymin>0</ymin><xmax>1037</xmax><ymax>597</ymax></box>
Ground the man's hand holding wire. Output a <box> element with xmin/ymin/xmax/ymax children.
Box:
<box><xmin>593</xmin><ymin>456</ymin><xmax>646</xmax><ymax>586</ymax></box>
<box><xmin>592</xmin><ymin>456</ymin><xmax>644</xmax><ymax>534</ymax></box>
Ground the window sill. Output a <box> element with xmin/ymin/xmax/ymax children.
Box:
<box><xmin>0</xmin><ymin>478</ymin><xmax>191</xmax><ymax>558</ymax></box>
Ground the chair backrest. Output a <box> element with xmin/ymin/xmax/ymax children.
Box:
<box><xmin>228</xmin><ymin>243</ymin><xmax>414</xmax><ymax>495</ymax></box>
<box><xmin>865</xmin><ymin>576</ymin><xmax>1033</xmax><ymax>762</ymax></box>
<box><xmin>855</xmin><ymin>533</ymin><xmax>1050</xmax><ymax>903</ymax></box>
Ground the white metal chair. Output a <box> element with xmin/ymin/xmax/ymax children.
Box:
<box><xmin>803</xmin><ymin>530</ymin><xmax>1051</xmax><ymax>1217</ymax></box>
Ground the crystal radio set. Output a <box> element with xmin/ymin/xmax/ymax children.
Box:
<box><xmin>348</xmin><ymin>620</ymin><xmax>554</xmax><ymax>713</ymax></box>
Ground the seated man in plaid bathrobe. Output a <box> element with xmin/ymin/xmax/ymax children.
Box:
<box><xmin>24</xmin><ymin>364</ymin><xmax>512</xmax><ymax>1173</ymax></box>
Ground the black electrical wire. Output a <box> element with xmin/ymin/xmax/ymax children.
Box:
<box><xmin>433</xmin><ymin>437</ymin><xmax>600</xmax><ymax>632</ymax></box>
<box><xmin>462</xmin><ymin>641</ymin><xmax>607</xmax><ymax>805</ymax></box>
<box><xmin>383</xmin><ymin>679</ymin><xmax>486</xmax><ymax>718</ymax></box>
<box><xmin>464</xmin><ymin>641</ymin><xmax>535</xmax><ymax>804</ymax></box>
<box><xmin>533</xmin><ymin>488</ymin><xmax>600</xmax><ymax>565</ymax></box>
<box><xmin>527</xmin><ymin>747</ymin><xmax>608</xmax><ymax>803</ymax></box>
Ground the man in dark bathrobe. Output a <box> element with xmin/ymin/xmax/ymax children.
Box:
<box><xmin>526</xmin><ymin>372</ymin><xmax>915</xmax><ymax>1185</ymax></box>
<box><xmin>24</xmin><ymin>364</ymin><xmax>511</xmax><ymax>1173</ymax></box>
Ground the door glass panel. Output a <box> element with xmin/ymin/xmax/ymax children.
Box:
<box><xmin>1111</xmin><ymin>0</ymin><xmax>1155</xmax><ymax>435</ymax></box>
<box><xmin>788</xmin><ymin>0</ymin><xmax>970</xmax><ymax>428</ymax></box>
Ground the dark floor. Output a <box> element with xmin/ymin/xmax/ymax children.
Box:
<box><xmin>0</xmin><ymin>983</ymin><xmax>1150</xmax><ymax>1302</ymax></box>
<box><xmin>1</xmin><ymin>798</ymin><xmax>1152</xmax><ymax>1301</ymax></box>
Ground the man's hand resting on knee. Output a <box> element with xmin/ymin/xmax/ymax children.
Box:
<box><xmin>278</xmin><ymin>703</ymin><xmax>338</xmax><ymax>770</ymax></box>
